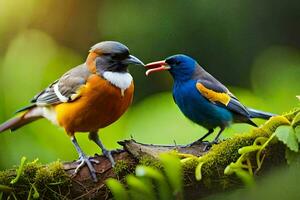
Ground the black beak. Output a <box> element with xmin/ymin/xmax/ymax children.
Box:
<box><xmin>123</xmin><ymin>55</ymin><xmax>144</xmax><ymax>66</ymax></box>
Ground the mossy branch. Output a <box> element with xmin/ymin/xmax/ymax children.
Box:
<box><xmin>0</xmin><ymin>109</ymin><xmax>299</xmax><ymax>200</ymax></box>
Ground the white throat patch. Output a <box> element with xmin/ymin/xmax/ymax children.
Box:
<box><xmin>103</xmin><ymin>72</ymin><xmax>133</xmax><ymax>94</ymax></box>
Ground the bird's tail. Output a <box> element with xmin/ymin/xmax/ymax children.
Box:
<box><xmin>247</xmin><ymin>108</ymin><xmax>276</xmax><ymax>120</ymax></box>
<box><xmin>0</xmin><ymin>106</ymin><xmax>42</xmax><ymax>133</ymax></box>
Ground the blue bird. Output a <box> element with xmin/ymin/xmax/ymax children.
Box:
<box><xmin>145</xmin><ymin>54</ymin><xmax>275</xmax><ymax>144</ymax></box>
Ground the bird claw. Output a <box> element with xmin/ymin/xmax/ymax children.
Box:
<box><xmin>186</xmin><ymin>140</ymin><xmax>209</xmax><ymax>147</ymax></box>
<box><xmin>88</xmin><ymin>158</ymin><xmax>100</xmax><ymax>164</ymax></box>
<box><xmin>74</xmin><ymin>155</ymin><xmax>99</xmax><ymax>182</ymax></box>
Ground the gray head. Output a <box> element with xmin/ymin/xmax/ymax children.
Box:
<box><xmin>88</xmin><ymin>41</ymin><xmax>144</xmax><ymax>73</ymax></box>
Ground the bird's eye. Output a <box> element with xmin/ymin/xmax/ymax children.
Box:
<box><xmin>172</xmin><ymin>60</ymin><xmax>181</xmax><ymax>65</ymax></box>
<box><xmin>111</xmin><ymin>53</ymin><xmax>128</xmax><ymax>60</ymax></box>
<box><xmin>102</xmin><ymin>53</ymin><xmax>111</xmax><ymax>56</ymax></box>
<box><xmin>166</xmin><ymin>58</ymin><xmax>181</xmax><ymax>66</ymax></box>
<box><xmin>111</xmin><ymin>54</ymin><xmax>120</xmax><ymax>59</ymax></box>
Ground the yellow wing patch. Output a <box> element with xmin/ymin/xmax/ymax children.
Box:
<box><xmin>196</xmin><ymin>83</ymin><xmax>231</xmax><ymax>106</ymax></box>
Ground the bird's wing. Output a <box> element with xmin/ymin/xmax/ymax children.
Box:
<box><xmin>196</xmin><ymin>79</ymin><xmax>251</xmax><ymax>117</ymax></box>
<box><xmin>31</xmin><ymin>64</ymin><xmax>91</xmax><ymax>106</ymax></box>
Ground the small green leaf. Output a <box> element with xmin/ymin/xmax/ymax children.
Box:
<box><xmin>136</xmin><ymin>166</ymin><xmax>164</xmax><ymax>181</ymax></box>
<box><xmin>126</xmin><ymin>175</ymin><xmax>155</xmax><ymax>200</ymax></box>
<box><xmin>136</xmin><ymin>166</ymin><xmax>172</xmax><ymax>200</ymax></box>
<box><xmin>285</xmin><ymin>148</ymin><xmax>300</xmax><ymax>166</ymax></box>
<box><xmin>195</xmin><ymin>162</ymin><xmax>204</xmax><ymax>181</ymax></box>
<box><xmin>10</xmin><ymin>156</ymin><xmax>27</xmax><ymax>185</ymax></box>
<box><xmin>274</xmin><ymin>126</ymin><xmax>299</xmax><ymax>152</ymax></box>
<box><xmin>160</xmin><ymin>154</ymin><xmax>182</xmax><ymax>194</ymax></box>
<box><xmin>235</xmin><ymin>169</ymin><xmax>255</xmax><ymax>187</ymax></box>
<box><xmin>106</xmin><ymin>178</ymin><xmax>128</xmax><ymax>200</ymax></box>
<box><xmin>295</xmin><ymin>126</ymin><xmax>300</xmax><ymax>143</ymax></box>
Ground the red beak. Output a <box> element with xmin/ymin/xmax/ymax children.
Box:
<box><xmin>145</xmin><ymin>60</ymin><xmax>171</xmax><ymax>76</ymax></box>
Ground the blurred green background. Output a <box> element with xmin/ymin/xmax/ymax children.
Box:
<box><xmin>0</xmin><ymin>0</ymin><xmax>299</xmax><ymax>169</ymax></box>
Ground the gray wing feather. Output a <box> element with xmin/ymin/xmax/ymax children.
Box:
<box><xmin>31</xmin><ymin>64</ymin><xmax>91</xmax><ymax>106</ymax></box>
<box><xmin>226</xmin><ymin>96</ymin><xmax>251</xmax><ymax>117</ymax></box>
<box><xmin>31</xmin><ymin>80</ymin><xmax>59</xmax><ymax>104</ymax></box>
<box><xmin>193</xmin><ymin>64</ymin><xmax>230</xmax><ymax>93</ymax></box>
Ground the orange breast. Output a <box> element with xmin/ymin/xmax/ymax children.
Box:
<box><xmin>55</xmin><ymin>74</ymin><xmax>134</xmax><ymax>134</ymax></box>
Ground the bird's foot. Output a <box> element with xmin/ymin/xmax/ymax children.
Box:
<box><xmin>186</xmin><ymin>140</ymin><xmax>210</xmax><ymax>147</ymax></box>
<box><xmin>74</xmin><ymin>155</ymin><xmax>99</xmax><ymax>182</ymax></box>
<box><xmin>102</xmin><ymin>149</ymin><xmax>116</xmax><ymax>167</ymax></box>
<box><xmin>202</xmin><ymin>142</ymin><xmax>213</xmax><ymax>151</ymax></box>
<box><xmin>202</xmin><ymin>140</ymin><xmax>221</xmax><ymax>151</ymax></box>
<box><xmin>211</xmin><ymin>139</ymin><xmax>219</xmax><ymax>145</ymax></box>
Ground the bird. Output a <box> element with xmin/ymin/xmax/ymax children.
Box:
<box><xmin>145</xmin><ymin>54</ymin><xmax>275</xmax><ymax>146</ymax></box>
<box><xmin>0</xmin><ymin>41</ymin><xmax>144</xmax><ymax>181</ymax></box>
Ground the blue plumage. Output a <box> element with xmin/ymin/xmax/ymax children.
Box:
<box><xmin>146</xmin><ymin>54</ymin><xmax>275</xmax><ymax>143</ymax></box>
<box><xmin>173</xmin><ymin>79</ymin><xmax>233</xmax><ymax>130</ymax></box>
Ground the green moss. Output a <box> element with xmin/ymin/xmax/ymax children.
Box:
<box><xmin>35</xmin><ymin>162</ymin><xmax>62</xmax><ymax>186</ymax></box>
<box><xmin>23</xmin><ymin>159</ymin><xmax>41</xmax><ymax>179</ymax></box>
<box><xmin>200</xmin><ymin>116</ymin><xmax>289</xmax><ymax>177</ymax></box>
<box><xmin>179</xmin><ymin>110</ymin><xmax>300</xmax><ymax>190</ymax></box>
<box><xmin>182</xmin><ymin>158</ymin><xmax>198</xmax><ymax>172</ymax></box>
<box><xmin>139</xmin><ymin>155</ymin><xmax>163</xmax><ymax>170</ymax></box>
<box><xmin>0</xmin><ymin>169</ymin><xmax>14</xmax><ymax>185</ymax></box>
<box><xmin>113</xmin><ymin>160</ymin><xmax>135</xmax><ymax>179</ymax></box>
<box><xmin>34</xmin><ymin>161</ymin><xmax>71</xmax><ymax>199</ymax></box>
<box><xmin>114</xmin><ymin>160</ymin><xmax>129</xmax><ymax>174</ymax></box>
<box><xmin>0</xmin><ymin>160</ymin><xmax>71</xmax><ymax>200</ymax></box>
<box><xmin>259</xmin><ymin>115</ymin><xmax>291</xmax><ymax>134</ymax></box>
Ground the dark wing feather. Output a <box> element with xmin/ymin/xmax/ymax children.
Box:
<box><xmin>194</xmin><ymin>64</ymin><xmax>250</xmax><ymax>117</ymax></box>
<box><xmin>226</xmin><ymin>96</ymin><xmax>251</xmax><ymax>117</ymax></box>
<box><xmin>31</xmin><ymin>64</ymin><xmax>91</xmax><ymax>106</ymax></box>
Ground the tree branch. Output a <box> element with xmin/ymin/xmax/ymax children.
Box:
<box><xmin>0</xmin><ymin>109</ymin><xmax>299</xmax><ymax>200</ymax></box>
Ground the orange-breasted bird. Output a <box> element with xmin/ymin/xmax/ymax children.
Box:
<box><xmin>0</xmin><ymin>41</ymin><xmax>144</xmax><ymax>181</ymax></box>
<box><xmin>145</xmin><ymin>54</ymin><xmax>275</xmax><ymax>146</ymax></box>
